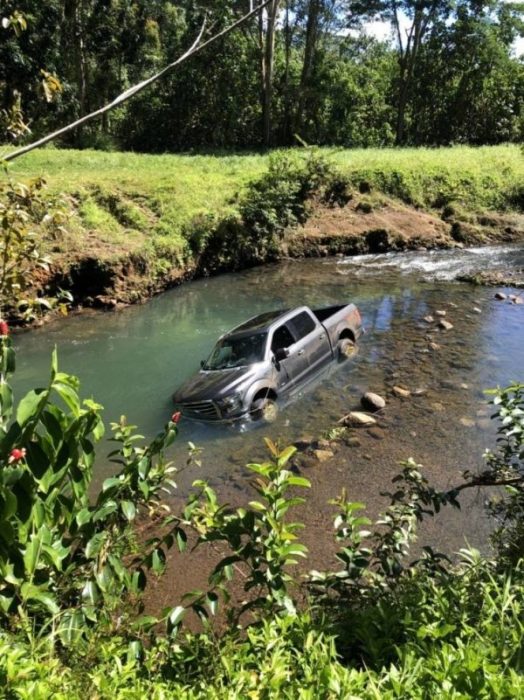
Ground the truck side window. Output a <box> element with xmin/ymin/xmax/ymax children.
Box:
<box><xmin>289</xmin><ymin>311</ymin><xmax>316</xmax><ymax>341</ymax></box>
<box><xmin>271</xmin><ymin>324</ymin><xmax>295</xmax><ymax>352</ymax></box>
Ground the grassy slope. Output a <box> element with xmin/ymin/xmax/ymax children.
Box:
<box><xmin>8</xmin><ymin>144</ymin><xmax>523</xmax><ymax>302</ymax></box>
<box><xmin>10</xmin><ymin>148</ymin><xmax>267</xmax><ymax>264</ymax></box>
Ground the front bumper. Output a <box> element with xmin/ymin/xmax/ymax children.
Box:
<box><xmin>175</xmin><ymin>398</ymin><xmax>248</xmax><ymax>424</ymax></box>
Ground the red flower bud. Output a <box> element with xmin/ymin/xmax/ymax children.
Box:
<box><xmin>171</xmin><ymin>411</ymin><xmax>182</xmax><ymax>424</ymax></box>
<box><xmin>8</xmin><ymin>447</ymin><xmax>26</xmax><ymax>464</ymax></box>
<box><xmin>0</xmin><ymin>321</ymin><xmax>9</xmax><ymax>336</ymax></box>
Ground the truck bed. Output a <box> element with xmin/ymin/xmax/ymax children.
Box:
<box><xmin>312</xmin><ymin>304</ymin><xmax>362</xmax><ymax>349</ymax></box>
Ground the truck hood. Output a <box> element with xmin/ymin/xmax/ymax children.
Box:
<box><xmin>173</xmin><ymin>367</ymin><xmax>255</xmax><ymax>403</ymax></box>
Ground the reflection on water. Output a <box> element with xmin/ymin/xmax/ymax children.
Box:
<box><xmin>13</xmin><ymin>245</ymin><xmax>524</xmax><ymax>508</ymax></box>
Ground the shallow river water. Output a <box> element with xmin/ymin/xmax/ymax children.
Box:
<box><xmin>13</xmin><ymin>244</ymin><xmax>524</xmax><ymax>555</ymax></box>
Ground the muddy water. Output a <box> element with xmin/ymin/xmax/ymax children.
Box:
<box><xmin>13</xmin><ymin>244</ymin><xmax>524</xmax><ymax>553</ymax></box>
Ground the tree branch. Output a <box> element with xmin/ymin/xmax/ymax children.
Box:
<box><xmin>448</xmin><ymin>476</ymin><xmax>523</xmax><ymax>496</ymax></box>
<box><xmin>4</xmin><ymin>0</ymin><xmax>274</xmax><ymax>163</ymax></box>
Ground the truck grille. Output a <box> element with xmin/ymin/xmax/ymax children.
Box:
<box><xmin>180</xmin><ymin>400</ymin><xmax>221</xmax><ymax>421</ymax></box>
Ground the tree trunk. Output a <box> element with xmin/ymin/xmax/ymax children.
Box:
<box><xmin>262</xmin><ymin>0</ymin><xmax>280</xmax><ymax>147</ymax></box>
<box><xmin>63</xmin><ymin>0</ymin><xmax>88</xmax><ymax>141</ymax></box>
<box><xmin>295</xmin><ymin>0</ymin><xmax>322</xmax><ymax>138</ymax></box>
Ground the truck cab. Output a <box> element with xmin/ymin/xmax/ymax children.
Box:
<box><xmin>172</xmin><ymin>304</ymin><xmax>362</xmax><ymax>423</ymax></box>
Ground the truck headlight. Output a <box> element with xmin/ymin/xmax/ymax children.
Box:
<box><xmin>218</xmin><ymin>393</ymin><xmax>243</xmax><ymax>414</ymax></box>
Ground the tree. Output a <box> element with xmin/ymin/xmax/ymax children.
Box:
<box><xmin>346</xmin><ymin>0</ymin><xmax>456</xmax><ymax>144</ymax></box>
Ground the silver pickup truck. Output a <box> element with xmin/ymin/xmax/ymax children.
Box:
<box><xmin>172</xmin><ymin>304</ymin><xmax>363</xmax><ymax>423</ymax></box>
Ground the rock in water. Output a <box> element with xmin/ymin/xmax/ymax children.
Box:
<box><xmin>392</xmin><ymin>386</ymin><xmax>411</xmax><ymax>398</ymax></box>
<box><xmin>341</xmin><ymin>411</ymin><xmax>377</xmax><ymax>427</ymax></box>
<box><xmin>361</xmin><ymin>392</ymin><xmax>386</xmax><ymax>412</ymax></box>
<box><xmin>439</xmin><ymin>319</ymin><xmax>454</xmax><ymax>330</ymax></box>
<box><xmin>367</xmin><ymin>427</ymin><xmax>386</xmax><ymax>440</ymax></box>
<box><xmin>494</xmin><ymin>292</ymin><xmax>507</xmax><ymax>300</ymax></box>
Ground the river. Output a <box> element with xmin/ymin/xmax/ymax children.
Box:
<box><xmin>13</xmin><ymin>244</ymin><xmax>524</xmax><ymax>555</ymax></box>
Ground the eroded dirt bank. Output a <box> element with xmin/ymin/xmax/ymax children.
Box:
<box><xmin>42</xmin><ymin>193</ymin><xmax>524</xmax><ymax>314</ymax></box>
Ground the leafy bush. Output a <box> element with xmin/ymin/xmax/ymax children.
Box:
<box><xmin>0</xmin><ymin>177</ymin><xmax>70</xmax><ymax>321</ymax></box>
<box><xmin>240</xmin><ymin>150</ymin><xmax>350</xmax><ymax>241</ymax></box>
<box><xmin>0</xmin><ymin>328</ymin><xmax>184</xmax><ymax>643</ymax></box>
<box><xmin>185</xmin><ymin>439</ymin><xmax>310</xmax><ymax>619</ymax></box>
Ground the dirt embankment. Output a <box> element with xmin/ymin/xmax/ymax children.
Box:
<box><xmin>286</xmin><ymin>194</ymin><xmax>524</xmax><ymax>257</ymax></box>
<box><xmin>38</xmin><ymin>192</ymin><xmax>524</xmax><ymax>317</ymax></box>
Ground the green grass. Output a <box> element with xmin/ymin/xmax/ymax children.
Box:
<box><xmin>329</xmin><ymin>143</ymin><xmax>524</xmax><ymax>210</ymax></box>
<box><xmin>6</xmin><ymin>143</ymin><xmax>523</xmax><ymax>280</ymax></box>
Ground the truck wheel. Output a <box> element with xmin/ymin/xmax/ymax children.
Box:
<box><xmin>250</xmin><ymin>397</ymin><xmax>279</xmax><ymax>423</ymax></box>
<box><xmin>337</xmin><ymin>338</ymin><xmax>356</xmax><ymax>361</ymax></box>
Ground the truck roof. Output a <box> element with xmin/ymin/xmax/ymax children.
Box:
<box><xmin>231</xmin><ymin>308</ymin><xmax>289</xmax><ymax>334</ymax></box>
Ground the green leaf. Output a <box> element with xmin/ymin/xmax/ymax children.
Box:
<box><xmin>75</xmin><ymin>508</ymin><xmax>92</xmax><ymax>528</ymax></box>
<box><xmin>277</xmin><ymin>445</ymin><xmax>297</xmax><ymax>465</ymax></box>
<box><xmin>102</xmin><ymin>476</ymin><xmax>122</xmax><ymax>492</ymax></box>
<box><xmin>168</xmin><ymin>605</ymin><xmax>185</xmax><ymax>627</ymax></box>
<box><xmin>53</xmin><ymin>380</ymin><xmax>80</xmax><ymax>415</ymax></box>
<box><xmin>51</xmin><ymin>347</ymin><xmax>58</xmax><ymax>376</ymax></box>
<box><xmin>127</xmin><ymin>640</ymin><xmax>142</xmax><ymax>663</ymax></box>
<box><xmin>151</xmin><ymin>547</ymin><xmax>166</xmax><ymax>575</ymax></box>
<box><xmin>16</xmin><ymin>388</ymin><xmax>48</xmax><ymax>426</ymax></box>
<box><xmin>20</xmin><ymin>583</ymin><xmax>59</xmax><ymax>615</ymax></box>
<box><xmin>206</xmin><ymin>592</ymin><xmax>218</xmax><ymax>616</ymax></box>
<box><xmin>58</xmin><ymin>610</ymin><xmax>86</xmax><ymax>645</ymax></box>
<box><xmin>0</xmin><ymin>382</ymin><xmax>13</xmax><ymax>420</ymax></box>
<box><xmin>23</xmin><ymin>534</ymin><xmax>43</xmax><ymax>576</ymax></box>
<box><xmin>287</xmin><ymin>475</ymin><xmax>311</xmax><ymax>488</ymax></box>
<box><xmin>92</xmin><ymin>501</ymin><xmax>118</xmax><ymax>522</ymax></box>
<box><xmin>176</xmin><ymin>529</ymin><xmax>187</xmax><ymax>552</ymax></box>
<box><xmin>0</xmin><ymin>490</ymin><xmax>17</xmax><ymax>521</ymax></box>
<box><xmin>85</xmin><ymin>533</ymin><xmax>105</xmax><ymax>559</ymax></box>
<box><xmin>81</xmin><ymin>580</ymin><xmax>100</xmax><ymax>606</ymax></box>
<box><xmin>121</xmin><ymin>500</ymin><xmax>137</xmax><ymax>522</ymax></box>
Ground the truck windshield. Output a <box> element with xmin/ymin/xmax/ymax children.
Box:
<box><xmin>204</xmin><ymin>332</ymin><xmax>268</xmax><ymax>370</ymax></box>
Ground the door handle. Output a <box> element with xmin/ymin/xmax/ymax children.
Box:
<box><xmin>319</xmin><ymin>334</ymin><xmax>325</xmax><ymax>340</ymax></box>
<box><xmin>297</xmin><ymin>349</ymin><xmax>305</xmax><ymax>356</ymax></box>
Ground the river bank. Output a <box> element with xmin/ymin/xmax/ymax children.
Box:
<box><xmin>8</xmin><ymin>144</ymin><xmax>524</xmax><ymax>319</ymax></box>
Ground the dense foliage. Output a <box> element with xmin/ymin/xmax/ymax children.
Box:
<box><xmin>1</xmin><ymin>1</ymin><xmax>522</xmax><ymax>151</ymax></box>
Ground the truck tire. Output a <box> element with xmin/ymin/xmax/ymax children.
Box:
<box><xmin>250</xmin><ymin>397</ymin><xmax>279</xmax><ymax>423</ymax></box>
<box><xmin>337</xmin><ymin>337</ymin><xmax>356</xmax><ymax>361</ymax></box>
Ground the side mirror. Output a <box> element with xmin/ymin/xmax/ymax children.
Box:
<box><xmin>274</xmin><ymin>347</ymin><xmax>290</xmax><ymax>362</ymax></box>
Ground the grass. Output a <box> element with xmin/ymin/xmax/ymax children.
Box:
<box><xmin>329</xmin><ymin>144</ymin><xmax>524</xmax><ymax>210</ymax></box>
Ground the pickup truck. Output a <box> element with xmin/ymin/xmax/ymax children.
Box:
<box><xmin>172</xmin><ymin>304</ymin><xmax>363</xmax><ymax>423</ymax></box>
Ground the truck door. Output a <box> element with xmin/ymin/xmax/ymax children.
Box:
<box><xmin>288</xmin><ymin>310</ymin><xmax>332</xmax><ymax>381</ymax></box>
<box><xmin>270</xmin><ymin>323</ymin><xmax>298</xmax><ymax>389</ymax></box>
